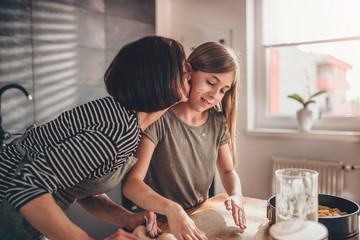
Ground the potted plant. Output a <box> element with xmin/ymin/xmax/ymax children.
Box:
<box><xmin>288</xmin><ymin>90</ymin><xmax>327</xmax><ymax>132</ymax></box>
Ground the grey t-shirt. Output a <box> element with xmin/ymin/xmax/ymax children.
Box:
<box><xmin>144</xmin><ymin>108</ymin><xmax>230</xmax><ymax>209</ymax></box>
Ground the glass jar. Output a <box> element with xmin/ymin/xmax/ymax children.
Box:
<box><xmin>275</xmin><ymin>168</ymin><xmax>319</xmax><ymax>222</ymax></box>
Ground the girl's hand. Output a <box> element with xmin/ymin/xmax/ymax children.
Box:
<box><xmin>166</xmin><ymin>204</ymin><xmax>207</xmax><ymax>240</ymax></box>
<box><xmin>224</xmin><ymin>196</ymin><xmax>247</xmax><ymax>231</ymax></box>
<box><xmin>129</xmin><ymin>210</ymin><xmax>162</xmax><ymax>238</ymax></box>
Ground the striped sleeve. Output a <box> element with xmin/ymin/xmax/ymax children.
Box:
<box><xmin>6</xmin><ymin>154</ymin><xmax>61</xmax><ymax>210</ymax></box>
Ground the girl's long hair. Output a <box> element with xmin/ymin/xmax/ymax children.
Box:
<box><xmin>187</xmin><ymin>42</ymin><xmax>240</xmax><ymax>166</ymax></box>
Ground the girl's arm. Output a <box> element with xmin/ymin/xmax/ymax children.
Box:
<box><xmin>78</xmin><ymin>194</ymin><xmax>160</xmax><ymax>236</ymax></box>
<box><xmin>20</xmin><ymin>193</ymin><xmax>143</xmax><ymax>240</ymax></box>
<box><xmin>123</xmin><ymin>136</ymin><xmax>207</xmax><ymax>240</ymax></box>
<box><xmin>216</xmin><ymin>144</ymin><xmax>247</xmax><ymax>230</ymax></box>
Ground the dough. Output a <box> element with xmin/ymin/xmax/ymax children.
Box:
<box><xmin>133</xmin><ymin>225</ymin><xmax>176</xmax><ymax>240</ymax></box>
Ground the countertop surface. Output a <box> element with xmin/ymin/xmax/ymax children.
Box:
<box><xmin>157</xmin><ymin>193</ymin><xmax>270</xmax><ymax>239</ymax></box>
<box><xmin>156</xmin><ymin>193</ymin><xmax>360</xmax><ymax>240</ymax></box>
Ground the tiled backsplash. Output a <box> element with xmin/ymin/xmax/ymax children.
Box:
<box><xmin>0</xmin><ymin>0</ymin><xmax>155</xmax><ymax>139</ymax></box>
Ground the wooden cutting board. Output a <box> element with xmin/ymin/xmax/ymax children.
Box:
<box><xmin>134</xmin><ymin>194</ymin><xmax>271</xmax><ymax>240</ymax></box>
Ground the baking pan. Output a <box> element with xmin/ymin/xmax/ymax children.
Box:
<box><xmin>267</xmin><ymin>194</ymin><xmax>360</xmax><ymax>239</ymax></box>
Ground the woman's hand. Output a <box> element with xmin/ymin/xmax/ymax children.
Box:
<box><xmin>224</xmin><ymin>195</ymin><xmax>246</xmax><ymax>231</ymax></box>
<box><xmin>128</xmin><ymin>210</ymin><xmax>162</xmax><ymax>238</ymax></box>
<box><xmin>166</xmin><ymin>204</ymin><xmax>207</xmax><ymax>240</ymax></box>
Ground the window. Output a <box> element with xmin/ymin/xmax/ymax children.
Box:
<box><xmin>252</xmin><ymin>0</ymin><xmax>360</xmax><ymax>132</ymax></box>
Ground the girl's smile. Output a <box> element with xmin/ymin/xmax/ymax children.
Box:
<box><xmin>201</xmin><ymin>97</ymin><xmax>212</xmax><ymax>107</ymax></box>
<box><xmin>189</xmin><ymin>71</ymin><xmax>234</xmax><ymax>111</ymax></box>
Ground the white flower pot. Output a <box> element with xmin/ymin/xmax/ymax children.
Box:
<box><xmin>296</xmin><ymin>108</ymin><xmax>313</xmax><ymax>132</ymax></box>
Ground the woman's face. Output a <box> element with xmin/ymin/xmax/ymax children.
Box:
<box><xmin>188</xmin><ymin>70</ymin><xmax>234</xmax><ymax>111</ymax></box>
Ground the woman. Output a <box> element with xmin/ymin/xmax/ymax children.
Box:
<box><xmin>123</xmin><ymin>42</ymin><xmax>246</xmax><ymax>240</ymax></box>
<box><xmin>0</xmin><ymin>35</ymin><xmax>190</xmax><ymax>240</ymax></box>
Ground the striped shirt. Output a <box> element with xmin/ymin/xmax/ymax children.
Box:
<box><xmin>0</xmin><ymin>96</ymin><xmax>142</xmax><ymax>210</ymax></box>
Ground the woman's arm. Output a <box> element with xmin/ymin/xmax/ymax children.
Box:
<box><xmin>123</xmin><ymin>136</ymin><xmax>206</xmax><ymax>240</ymax></box>
<box><xmin>216</xmin><ymin>144</ymin><xmax>247</xmax><ymax>230</ymax></box>
<box><xmin>78</xmin><ymin>194</ymin><xmax>160</xmax><ymax>236</ymax></box>
<box><xmin>20</xmin><ymin>193</ymin><xmax>92</xmax><ymax>240</ymax></box>
<box><xmin>19</xmin><ymin>193</ymin><xmax>144</xmax><ymax>240</ymax></box>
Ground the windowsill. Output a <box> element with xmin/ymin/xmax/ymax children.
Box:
<box><xmin>247</xmin><ymin>128</ymin><xmax>360</xmax><ymax>142</ymax></box>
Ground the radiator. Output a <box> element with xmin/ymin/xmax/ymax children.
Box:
<box><xmin>272</xmin><ymin>156</ymin><xmax>344</xmax><ymax>196</ymax></box>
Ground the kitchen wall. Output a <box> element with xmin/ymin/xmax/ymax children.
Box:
<box><xmin>1</xmin><ymin>0</ymin><xmax>359</xmax><ymax>238</ymax></box>
<box><xmin>156</xmin><ymin>0</ymin><xmax>360</xmax><ymax>205</ymax></box>
<box><xmin>0</xmin><ymin>0</ymin><xmax>155</xmax><ymax>239</ymax></box>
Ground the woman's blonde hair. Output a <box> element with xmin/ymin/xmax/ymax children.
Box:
<box><xmin>187</xmin><ymin>42</ymin><xmax>240</xmax><ymax>166</ymax></box>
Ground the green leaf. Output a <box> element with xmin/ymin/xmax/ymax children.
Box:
<box><xmin>310</xmin><ymin>90</ymin><xmax>327</xmax><ymax>99</ymax></box>
<box><xmin>288</xmin><ymin>94</ymin><xmax>305</xmax><ymax>105</ymax></box>
<box><xmin>304</xmin><ymin>100</ymin><xmax>316</xmax><ymax>108</ymax></box>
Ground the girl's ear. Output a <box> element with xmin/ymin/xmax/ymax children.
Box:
<box><xmin>186</xmin><ymin>63</ymin><xmax>192</xmax><ymax>81</ymax></box>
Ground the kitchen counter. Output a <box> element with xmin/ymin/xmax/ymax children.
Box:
<box><xmin>157</xmin><ymin>193</ymin><xmax>359</xmax><ymax>240</ymax></box>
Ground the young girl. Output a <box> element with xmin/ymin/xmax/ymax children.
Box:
<box><xmin>123</xmin><ymin>42</ymin><xmax>246</xmax><ymax>240</ymax></box>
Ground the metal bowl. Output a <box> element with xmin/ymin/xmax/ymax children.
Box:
<box><xmin>267</xmin><ymin>194</ymin><xmax>360</xmax><ymax>239</ymax></box>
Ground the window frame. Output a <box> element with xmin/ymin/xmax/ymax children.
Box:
<box><xmin>250</xmin><ymin>0</ymin><xmax>360</xmax><ymax>133</ymax></box>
